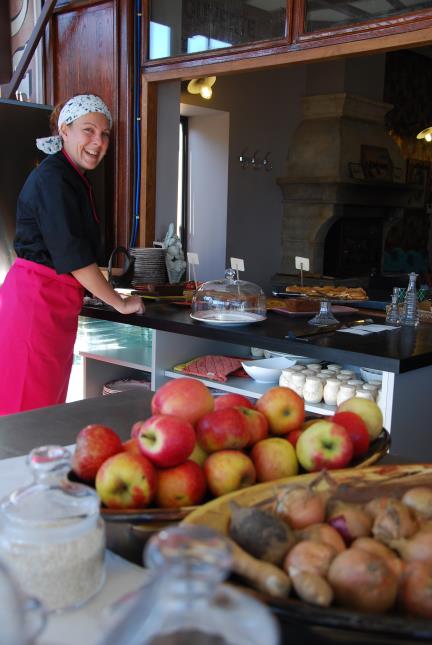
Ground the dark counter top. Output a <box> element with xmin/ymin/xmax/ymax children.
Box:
<box><xmin>82</xmin><ymin>302</ymin><xmax>432</xmax><ymax>374</ymax></box>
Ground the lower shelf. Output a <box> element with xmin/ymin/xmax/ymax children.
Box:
<box><xmin>163</xmin><ymin>370</ymin><xmax>336</xmax><ymax>416</ymax></box>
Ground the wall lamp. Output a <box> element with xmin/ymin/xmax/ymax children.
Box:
<box><xmin>417</xmin><ymin>127</ymin><xmax>432</xmax><ymax>143</ymax></box>
<box><xmin>239</xmin><ymin>149</ymin><xmax>272</xmax><ymax>171</ymax></box>
<box><xmin>187</xmin><ymin>76</ymin><xmax>216</xmax><ymax>100</ymax></box>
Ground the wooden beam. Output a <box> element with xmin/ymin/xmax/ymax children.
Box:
<box><xmin>1</xmin><ymin>0</ymin><xmax>58</xmax><ymax>99</ymax></box>
<box><xmin>0</xmin><ymin>2</ymin><xmax>12</xmax><ymax>84</ymax></box>
<box><xmin>139</xmin><ymin>78</ymin><xmax>157</xmax><ymax>247</ymax></box>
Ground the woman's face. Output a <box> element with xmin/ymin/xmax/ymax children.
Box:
<box><xmin>60</xmin><ymin>112</ymin><xmax>110</xmax><ymax>171</ymax></box>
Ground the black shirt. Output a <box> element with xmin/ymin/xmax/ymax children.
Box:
<box><xmin>14</xmin><ymin>151</ymin><xmax>101</xmax><ymax>274</ymax></box>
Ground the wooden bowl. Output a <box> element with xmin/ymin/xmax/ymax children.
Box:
<box><xmin>183</xmin><ymin>463</ymin><xmax>432</xmax><ymax>641</ymax></box>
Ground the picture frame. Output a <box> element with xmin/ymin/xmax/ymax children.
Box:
<box><xmin>360</xmin><ymin>145</ymin><xmax>393</xmax><ymax>182</ymax></box>
<box><xmin>348</xmin><ymin>162</ymin><xmax>365</xmax><ymax>180</ymax></box>
<box><xmin>406</xmin><ymin>159</ymin><xmax>430</xmax><ymax>209</ymax></box>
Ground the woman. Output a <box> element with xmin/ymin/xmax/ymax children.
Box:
<box><xmin>0</xmin><ymin>94</ymin><xmax>144</xmax><ymax>415</ymax></box>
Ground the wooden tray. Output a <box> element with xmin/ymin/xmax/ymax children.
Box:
<box><xmin>184</xmin><ymin>463</ymin><xmax>432</xmax><ymax>641</ymax></box>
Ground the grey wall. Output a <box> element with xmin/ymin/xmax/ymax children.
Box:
<box><xmin>155</xmin><ymin>53</ymin><xmax>388</xmax><ymax>293</ymax></box>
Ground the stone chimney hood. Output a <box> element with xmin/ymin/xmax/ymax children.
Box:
<box><xmin>277</xmin><ymin>93</ymin><xmax>414</xmax><ymax>275</ymax></box>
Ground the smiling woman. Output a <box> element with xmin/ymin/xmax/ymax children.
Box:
<box><xmin>0</xmin><ymin>93</ymin><xmax>145</xmax><ymax>416</ymax></box>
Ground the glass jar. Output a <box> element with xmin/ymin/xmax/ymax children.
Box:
<box><xmin>291</xmin><ymin>372</ymin><xmax>306</xmax><ymax>397</ymax></box>
<box><xmin>336</xmin><ymin>374</ymin><xmax>351</xmax><ymax>382</ymax></box>
<box><xmin>279</xmin><ymin>368</ymin><xmax>294</xmax><ymax>388</ymax></box>
<box><xmin>336</xmin><ymin>384</ymin><xmax>356</xmax><ymax>406</ymax></box>
<box><xmin>303</xmin><ymin>377</ymin><xmax>323</xmax><ymax>404</ymax></box>
<box><xmin>0</xmin><ymin>445</ymin><xmax>105</xmax><ymax>611</ymax></box>
<box><xmin>98</xmin><ymin>525</ymin><xmax>280</xmax><ymax>645</ymax></box>
<box><xmin>362</xmin><ymin>384</ymin><xmax>379</xmax><ymax>400</ymax></box>
<box><xmin>307</xmin><ymin>363</ymin><xmax>322</xmax><ymax>372</ymax></box>
<box><xmin>347</xmin><ymin>379</ymin><xmax>364</xmax><ymax>388</ymax></box>
<box><xmin>339</xmin><ymin>369</ymin><xmax>355</xmax><ymax>379</ymax></box>
<box><xmin>191</xmin><ymin>269</ymin><xmax>266</xmax><ymax>324</ymax></box>
<box><xmin>327</xmin><ymin>364</ymin><xmax>342</xmax><ymax>372</ymax></box>
<box><xmin>323</xmin><ymin>378</ymin><xmax>340</xmax><ymax>406</ymax></box>
<box><xmin>356</xmin><ymin>388</ymin><xmax>375</xmax><ymax>401</ymax></box>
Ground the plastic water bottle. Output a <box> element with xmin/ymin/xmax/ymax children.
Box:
<box><xmin>400</xmin><ymin>272</ymin><xmax>419</xmax><ymax>326</ymax></box>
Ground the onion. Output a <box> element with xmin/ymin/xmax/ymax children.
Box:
<box><xmin>296</xmin><ymin>523</ymin><xmax>346</xmax><ymax>555</ymax></box>
<box><xmin>398</xmin><ymin>561</ymin><xmax>432</xmax><ymax>618</ymax></box>
<box><xmin>327</xmin><ymin>501</ymin><xmax>373</xmax><ymax>545</ymax></box>
<box><xmin>351</xmin><ymin>537</ymin><xmax>405</xmax><ymax>580</ymax></box>
<box><xmin>401</xmin><ymin>487</ymin><xmax>432</xmax><ymax>520</ymax></box>
<box><xmin>391</xmin><ymin>530</ymin><xmax>432</xmax><ymax>563</ymax></box>
<box><xmin>365</xmin><ymin>496</ymin><xmax>401</xmax><ymax>519</ymax></box>
<box><xmin>273</xmin><ymin>485</ymin><xmax>326</xmax><ymax>529</ymax></box>
<box><xmin>283</xmin><ymin>539</ymin><xmax>336</xmax><ymax>578</ymax></box>
<box><xmin>328</xmin><ymin>548</ymin><xmax>398</xmax><ymax>613</ymax></box>
<box><xmin>372</xmin><ymin>505</ymin><xmax>418</xmax><ymax>545</ymax></box>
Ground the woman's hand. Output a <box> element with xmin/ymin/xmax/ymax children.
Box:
<box><xmin>117</xmin><ymin>295</ymin><xmax>145</xmax><ymax>315</ymax></box>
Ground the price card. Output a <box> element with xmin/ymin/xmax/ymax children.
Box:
<box><xmin>230</xmin><ymin>257</ymin><xmax>245</xmax><ymax>271</ymax></box>
<box><xmin>295</xmin><ymin>256</ymin><xmax>310</xmax><ymax>271</ymax></box>
<box><xmin>187</xmin><ymin>252</ymin><xmax>199</xmax><ymax>265</ymax></box>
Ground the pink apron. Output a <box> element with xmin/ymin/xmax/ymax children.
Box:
<box><xmin>0</xmin><ymin>258</ymin><xmax>84</xmax><ymax>415</ymax></box>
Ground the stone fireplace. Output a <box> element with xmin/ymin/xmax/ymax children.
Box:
<box><xmin>277</xmin><ymin>93</ymin><xmax>418</xmax><ymax>277</ymax></box>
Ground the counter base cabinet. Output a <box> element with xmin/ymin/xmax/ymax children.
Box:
<box><xmin>80</xmin><ymin>325</ymin><xmax>432</xmax><ymax>462</ymax></box>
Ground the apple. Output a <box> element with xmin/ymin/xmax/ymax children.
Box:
<box><xmin>136</xmin><ymin>414</ymin><xmax>196</xmax><ymax>468</ymax></box>
<box><xmin>130</xmin><ymin>420</ymin><xmax>144</xmax><ymax>439</ymax></box>
<box><xmin>236</xmin><ymin>406</ymin><xmax>269</xmax><ymax>445</ymax></box>
<box><xmin>196</xmin><ymin>408</ymin><xmax>249</xmax><ymax>452</ymax></box>
<box><xmin>336</xmin><ymin>397</ymin><xmax>383</xmax><ymax>440</ymax></box>
<box><xmin>72</xmin><ymin>424</ymin><xmax>123</xmax><ymax>482</ymax></box>
<box><xmin>204</xmin><ymin>450</ymin><xmax>256</xmax><ymax>497</ymax></box>
<box><xmin>333</xmin><ymin>411</ymin><xmax>370</xmax><ymax>457</ymax></box>
<box><xmin>251</xmin><ymin>437</ymin><xmax>299</xmax><ymax>482</ymax></box>
<box><xmin>95</xmin><ymin>452</ymin><xmax>157</xmax><ymax>509</ymax></box>
<box><xmin>214</xmin><ymin>393</ymin><xmax>254</xmax><ymax>411</ymax></box>
<box><xmin>286</xmin><ymin>429</ymin><xmax>303</xmax><ymax>448</ymax></box>
<box><xmin>122</xmin><ymin>437</ymin><xmax>142</xmax><ymax>457</ymax></box>
<box><xmin>256</xmin><ymin>386</ymin><xmax>305</xmax><ymax>435</ymax></box>
<box><xmin>155</xmin><ymin>460</ymin><xmax>207</xmax><ymax>508</ymax></box>
<box><xmin>151</xmin><ymin>378</ymin><xmax>214</xmax><ymax>425</ymax></box>
<box><xmin>189</xmin><ymin>442</ymin><xmax>208</xmax><ymax>467</ymax></box>
<box><xmin>296</xmin><ymin>420</ymin><xmax>354</xmax><ymax>472</ymax></box>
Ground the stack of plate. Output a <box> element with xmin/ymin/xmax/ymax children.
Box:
<box><xmin>129</xmin><ymin>248</ymin><xmax>168</xmax><ymax>287</ymax></box>
<box><xmin>102</xmin><ymin>377</ymin><xmax>151</xmax><ymax>396</ymax></box>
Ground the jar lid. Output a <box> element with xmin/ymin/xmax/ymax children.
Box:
<box><xmin>0</xmin><ymin>446</ymin><xmax>100</xmax><ymax>543</ymax></box>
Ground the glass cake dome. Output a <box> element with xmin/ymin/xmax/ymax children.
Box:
<box><xmin>191</xmin><ymin>269</ymin><xmax>266</xmax><ymax>325</ymax></box>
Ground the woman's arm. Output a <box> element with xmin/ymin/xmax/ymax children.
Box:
<box><xmin>72</xmin><ymin>263</ymin><xmax>145</xmax><ymax>314</ymax></box>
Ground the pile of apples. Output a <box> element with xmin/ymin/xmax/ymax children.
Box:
<box><xmin>71</xmin><ymin>378</ymin><xmax>384</xmax><ymax>510</ymax></box>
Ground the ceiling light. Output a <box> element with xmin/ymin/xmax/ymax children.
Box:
<box><xmin>416</xmin><ymin>126</ymin><xmax>432</xmax><ymax>142</ymax></box>
<box><xmin>187</xmin><ymin>76</ymin><xmax>216</xmax><ymax>100</ymax></box>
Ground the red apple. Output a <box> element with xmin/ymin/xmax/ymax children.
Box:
<box><xmin>130</xmin><ymin>420</ymin><xmax>144</xmax><ymax>439</ymax></box>
<box><xmin>214</xmin><ymin>393</ymin><xmax>254</xmax><ymax>411</ymax></box>
<box><xmin>286</xmin><ymin>429</ymin><xmax>303</xmax><ymax>448</ymax></box>
<box><xmin>72</xmin><ymin>424</ymin><xmax>123</xmax><ymax>482</ymax></box>
<box><xmin>333</xmin><ymin>411</ymin><xmax>370</xmax><ymax>457</ymax></box>
<box><xmin>196</xmin><ymin>408</ymin><xmax>249</xmax><ymax>453</ymax></box>
<box><xmin>151</xmin><ymin>378</ymin><xmax>214</xmax><ymax>425</ymax></box>
<box><xmin>204</xmin><ymin>450</ymin><xmax>256</xmax><ymax>497</ymax></box>
<box><xmin>296</xmin><ymin>420</ymin><xmax>354</xmax><ymax>472</ymax></box>
<box><xmin>136</xmin><ymin>415</ymin><xmax>196</xmax><ymax>468</ymax></box>
<box><xmin>256</xmin><ymin>386</ymin><xmax>305</xmax><ymax>435</ymax></box>
<box><xmin>95</xmin><ymin>452</ymin><xmax>157</xmax><ymax>509</ymax></box>
<box><xmin>251</xmin><ymin>437</ymin><xmax>298</xmax><ymax>482</ymax></box>
<box><xmin>236</xmin><ymin>406</ymin><xmax>269</xmax><ymax>445</ymax></box>
<box><xmin>155</xmin><ymin>460</ymin><xmax>207</xmax><ymax>508</ymax></box>
<box><xmin>122</xmin><ymin>438</ymin><xmax>142</xmax><ymax>457</ymax></box>
<box><xmin>336</xmin><ymin>397</ymin><xmax>383</xmax><ymax>440</ymax></box>
<box><xmin>189</xmin><ymin>442</ymin><xmax>208</xmax><ymax>467</ymax></box>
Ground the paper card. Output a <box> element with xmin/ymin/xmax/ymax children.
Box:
<box><xmin>295</xmin><ymin>256</ymin><xmax>310</xmax><ymax>271</ymax></box>
<box><xmin>187</xmin><ymin>252</ymin><xmax>199</xmax><ymax>265</ymax></box>
<box><xmin>337</xmin><ymin>328</ymin><xmax>372</xmax><ymax>335</ymax></box>
<box><xmin>363</xmin><ymin>324</ymin><xmax>399</xmax><ymax>332</ymax></box>
<box><xmin>230</xmin><ymin>257</ymin><xmax>245</xmax><ymax>271</ymax></box>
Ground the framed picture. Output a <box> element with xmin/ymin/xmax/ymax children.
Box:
<box><xmin>360</xmin><ymin>145</ymin><xmax>393</xmax><ymax>182</ymax></box>
<box><xmin>406</xmin><ymin>159</ymin><xmax>430</xmax><ymax>188</ymax></box>
<box><xmin>348</xmin><ymin>162</ymin><xmax>365</xmax><ymax>180</ymax></box>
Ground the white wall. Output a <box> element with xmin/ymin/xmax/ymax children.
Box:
<box><xmin>187</xmin><ymin>111</ymin><xmax>229</xmax><ymax>282</ymax></box>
